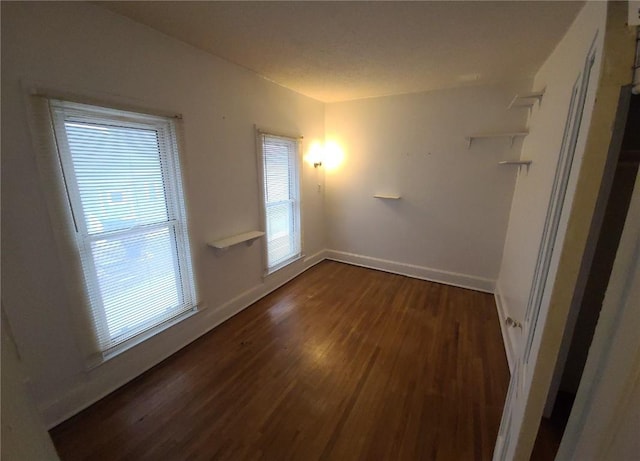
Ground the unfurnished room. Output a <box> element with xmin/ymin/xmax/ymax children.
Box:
<box><xmin>2</xmin><ymin>2</ymin><xmax>640</xmax><ymax>460</ymax></box>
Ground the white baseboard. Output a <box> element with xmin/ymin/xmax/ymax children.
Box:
<box><xmin>40</xmin><ymin>249</ymin><xmax>327</xmax><ymax>428</ymax></box>
<box><xmin>325</xmin><ymin>250</ymin><xmax>495</xmax><ymax>293</ymax></box>
<box><xmin>494</xmin><ymin>283</ymin><xmax>515</xmax><ymax>374</ymax></box>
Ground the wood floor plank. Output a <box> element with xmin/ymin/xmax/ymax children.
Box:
<box><xmin>50</xmin><ymin>261</ymin><xmax>511</xmax><ymax>461</ymax></box>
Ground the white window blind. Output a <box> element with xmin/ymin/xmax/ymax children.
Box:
<box><xmin>49</xmin><ymin>100</ymin><xmax>196</xmax><ymax>356</ymax></box>
<box><xmin>258</xmin><ymin>133</ymin><xmax>301</xmax><ymax>271</ymax></box>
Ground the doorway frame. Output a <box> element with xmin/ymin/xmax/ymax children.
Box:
<box><xmin>493</xmin><ymin>3</ymin><xmax>636</xmax><ymax>459</ymax></box>
<box><xmin>557</xmin><ymin>161</ymin><xmax>640</xmax><ymax>458</ymax></box>
<box><xmin>543</xmin><ymin>85</ymin><xmax>633</xmax><ymax>417</ymax></box>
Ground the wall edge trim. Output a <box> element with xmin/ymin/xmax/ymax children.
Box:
<box><xmin>325</xmin><ymin>249</ymin><xmax>496</xmax><ymax>293</ymax></box>
<box><xmin>494</xmin><ymin>283</ymin><xmax>515</xmax><ymax>374</ymax></box>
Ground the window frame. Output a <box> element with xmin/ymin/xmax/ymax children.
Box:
<box><xmin>47</xmin><ymin>99</ymin><xmax>197</xmax><ymax>363</ymax></box>
<box><xmin>255</xmin><ymin>129</ymin><xmax>303</xmax><ymax>275</ymax></box>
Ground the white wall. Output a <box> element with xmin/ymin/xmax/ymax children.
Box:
<box><xmin>1</xmin><ymin>311</ymin><xmax>60</xmax><ymax>461</ymax></box>
<box><xmin>324</xmin><ymin>83</ymin><xmax>529</xmax><ymax>292</ymax></box>
<box><xmin>1</xmin><ymin>1</ymin><xmax>325</xmax><ymax>428</ymax></box>
<box><xmin>495</xmin><ymin>1</ymin><xmax>605</xmax><ymax>366</ymax></box>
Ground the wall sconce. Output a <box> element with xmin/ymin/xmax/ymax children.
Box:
<box><xmin>305</xmin><ymin>140</ymin><xmax>343</xmax><ymax>170</ymax></box>
<box><xmin>307</xmin><ymin>141</ymin><xmax>324</xmax><ymax>168</ymax></box>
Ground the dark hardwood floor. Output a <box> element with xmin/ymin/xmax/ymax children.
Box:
<box><xmin>51</xmin><ymin>261</ymin><xmax>510</xmax><ymax>461</ymax></box>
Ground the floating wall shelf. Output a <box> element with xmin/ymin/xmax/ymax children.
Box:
<box><xmin>373</xmin><ymin>194</ymin><xmax>402</xmax><ymax>200</ymax></box>
<box><xmin>208</xmin><ymin>230</ymin><xmax>265</xmax><ymax>250</ymax></box>
<box><xmin>498</xmin><ymin>160</ymin><xmax>532</xmax><ymax>165</ymax></box>
<box><xmin>508</xmin><ymin>89</ymin><xmax>546</xmax><ymax>110</ymax></box>
<box><xmin>508</xmin><ymin>98</ymin><xmax>535</xmax><ymax>110</ymax></box>
<box><xmin>466</xmin><ymin>131</ymin><xmax>529</xmax><ymax>149</ymax></box>
<box><xmin>499</xmin><ymin>160</ymin><xmax>533</xmax><ymax>172</ymax></box>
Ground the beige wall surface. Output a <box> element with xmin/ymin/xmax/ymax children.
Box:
<box><xmin>2</xmin><ymin>311</ymin><xmax>60</xmax><ymax>461</ymax></box>
<box><xmin>325</xmin><ymin>81</ymin><xmax>529</xmax><ymax>291</ymax></box>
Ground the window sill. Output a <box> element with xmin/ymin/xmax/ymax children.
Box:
<box><xmin>85</xmin><ymin>306</ymin><xmax>199</xmax><ymax>370</ymax></box>
<box><xmin>264</xmin><ymin>253</ymin><xmax>304</xmax><ymax>278</ymax></box>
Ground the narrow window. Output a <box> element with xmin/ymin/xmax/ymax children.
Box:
<box><xmin>257</xmin><ymin>132</ymin><xmax>302</xmax><ymax>273</ymax></box>
<box><xmin>49</xmin><ymin>100</ymin><xmax>196</xmax><ymax>357</ymax></box>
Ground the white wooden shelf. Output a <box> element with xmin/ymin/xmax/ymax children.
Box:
<box><xmin>499</xmin><ymin>160</ymin><xmax>532</xmax><ymax>172</ymax></box>
<box><xmin>508</xmin><ymin>89</ymin><xmax>545</xmax><ymax>110</ymax></box>
<box><xmin>373</xmin><ymin>194</ymin><xmax>401</xmax><ymax>200</ymax></box>
<box><xmin>498</xmin><ymin>160</ymin><xmax>532</xmax><ymax>166</ymax></box>
<box><xmin>207</xmin><ymin>230</ymin><xmax>265</xmax><ymax>249</ymax></box>
<box><xmin>508</xmin><ymin>98</ymin><xmax>536</xmax><ymax>110</ymax></box>
<box><xmin>466</xmin><ymin>131</ymin><xmax>529</xmax><ymax>148</ymax></box>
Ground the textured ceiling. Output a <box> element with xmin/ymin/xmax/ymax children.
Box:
<box><xmin>99</xmin><ymin>1</ymin><xmax>584</xmax><ymax>103</ymax></box>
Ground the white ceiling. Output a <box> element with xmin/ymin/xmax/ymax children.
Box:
<box><xmin>100</xmin><ymin>1</ymin><xmax>584</xmax><ymax>103</ymax></box>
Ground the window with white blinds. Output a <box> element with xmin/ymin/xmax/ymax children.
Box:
<box><xmin>49</xmin><ymin>100</ymin><xmax>196</xmax><ymax>357</ymax></box>
<box><xmin>257</xmin><ymin>132</ymin><xmax>301</xmax><ymax>272</ymax></box>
